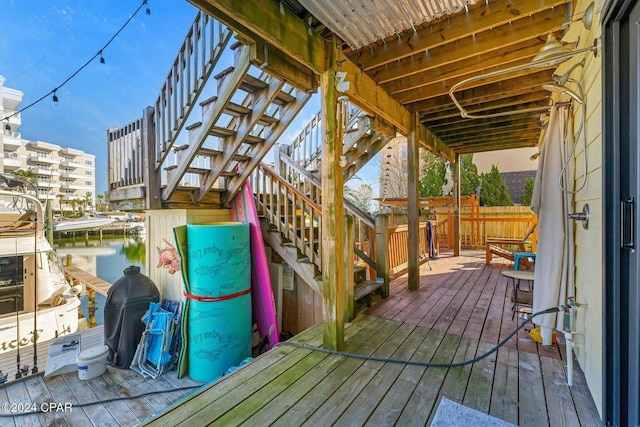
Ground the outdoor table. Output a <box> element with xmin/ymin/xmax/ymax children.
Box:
<box><xmin>502</xmin><ymin>270</ymin><xmax>535</xmax><ymax>319</ymax></box>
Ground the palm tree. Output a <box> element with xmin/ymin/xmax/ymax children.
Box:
<box><xmin>56</xmin><ymin>194</ymin><xmax>65</xmax><ymax>216</ymax></box>
<box><xmin>97</xmin><ymin>194</ymin><xmax>104</xmax><ymax>212</ymax></box>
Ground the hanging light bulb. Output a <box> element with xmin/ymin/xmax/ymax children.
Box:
<box><xmin>144</xmin><ymin>0</ymin><xmax>151</xmax><ymax>16</ymax></box>
<box><xmin>99</xmin><ymin>50</ymin><xmax>105</xmax><ymax>65</ymax></box>
<box><xmin>52</xmin><ymin>90</ymin><xmax>59</xmax><ymax>107</ymax></box>
<box><xmin>4</xmin><ymin>121</ymin><xmax>10</xmax><ymax>133</ymax></box>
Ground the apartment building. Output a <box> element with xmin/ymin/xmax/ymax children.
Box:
<box><xmin>1</xmin><ymin>76</ymin><xmax>96</xmax><ymax>212</ymax></box>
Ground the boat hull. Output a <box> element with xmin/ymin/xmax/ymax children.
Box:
<box><xmin>0</xmin><ymin>297</ymin><xmax>80</xmax><ymax>353</ymax></box>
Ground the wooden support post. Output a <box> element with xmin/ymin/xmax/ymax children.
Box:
<box><xmin>375</xmin><ymin>214</ymin><xmax>390</xmax><ymax>297</ymax></box>
<box><xmin>45</xmin><ymin>200</ymin><xmax>53</xmax><ymax>245</ymax></box>
<box><xmin>344</xmin><ymin>214</ymin><xmax>355</xmax><ymax>322</ymax></box>
<box><xmin>87</xmin><ymin>289</ymin><xmax>97</xmax><ymax>328</ymax></box>
<box><xmin>452</xmin><ymin>153</ymin><xmax>461</xmax><ymax>256</ymax></box>
<box><xmin>320</xmin><ymin>44</ymin><xmax>345</xmax><ymax>350</ymax></box>
<box><xmin>142</xmin><ymin>106</ymin><xmax>161</xmax><ymax>209</ymax></box>
<box><xmin>407</xmin><ymin>112</ymin><xmax>420</xmax><ymax>291</ymax></box>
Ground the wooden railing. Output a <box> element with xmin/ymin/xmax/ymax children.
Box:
<box><xmin>435</xmin><ymin>209</ymin><xmax>538</xmax><ymax>251</ymax></box>
<box><xmin>388</xmin><ymin>222</ymin><xmax>436</xmax><ymax>274</ymax></box>
<box><xmin>153</xmin><ymin>12</ymin><xmax>233</xmax><ymax>168</ymax></box>
<box><xmin>253</xmin><ymin>163</ymin><xmax>323</xmax><ymax>267</ymax></box>
<box><xmin>284</xmin><ymin>103</ymin><xmax>362</xmax><ymax>171</ymax></box>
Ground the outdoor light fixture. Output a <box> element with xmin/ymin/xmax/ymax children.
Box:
<box><xmin>52</xmin><ymin>90</ymin><xmax>59</xmax><ymax>107</ymax></box>
<box><xmin>99</xmin><ymin>51</ymin><xmax>105</xmax><ymax>65</ymax></box>
<box><xmin>4</xmin><ymin>122</ymin><xmax>10</xmax><ymax>133</ymax></box>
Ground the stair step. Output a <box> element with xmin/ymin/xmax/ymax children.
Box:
<box><xmin>210</xmin><ymin>126</ymin><xmax>236</xmax><ymax>138</ymax></box>
<box><xmin>240</xmin><ymin>74</ymin><xmax>268</xmax><ymax>93</ymax></box>
<box><xmin>245</xmin><ymin>134</ymin><xmax>266</xmax><ymax>144</ymax></box>
<box><xmin>225</xmin><ymin>102</ymin><xmax>251</xmax><ymax>117</ymax></box>
<box><xmin>199</xmin><ymin>96</ymin><xmax>217</xmax><ymax>108</ymax></box>
<box><xmin>354</xmin><ymin>279</ymin><xmax>385</xmax><ymax>302</ymax></box>
<box><xmin>220</xmin><ymin>170</ymin><xmax>239</xmax><ymax>178</ymax></box>
<box><xmin>258</xmin><ymin>114</ymin><xmax>279</xmax><ymax>127</ymax></box>
<box><xmin>172</xmin><ymin>145</ymin><xmax>250</xmax><ymax>162</ymax></box>
<box><xmin>274</xmin><ymin>91</ymin><xmax>295</xmax><ymax>106</ymax></box>
<box><xmin>214</xmin><ymin>66</ymin><xmax>235</xmax><ymax>81</ymax></box>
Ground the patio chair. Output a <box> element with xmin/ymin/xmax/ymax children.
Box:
<box><xmin>485</xmin><ymin>223</ymin><xmax>537</xmax><ymax>268</ymax></box>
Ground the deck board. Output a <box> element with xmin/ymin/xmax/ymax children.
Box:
<box><xmin>4</xmin><ymin>251</ymin><xmax>600</xmax><ymax>426</ymax></box>
<box><xmin>141</xmin><ymin>251</ymin><xmax>600</xmax><ymax>427</ymax></box>
<box><xmin>0</xmin><ymin>325</ymin><xmax>199</xmax><ymax>427</ymax></box>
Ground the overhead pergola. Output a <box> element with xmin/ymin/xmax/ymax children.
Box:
<box><xmin>187</xmin><ymin>0</ymin><xmax>579</xmax><ymax>348</ymax></box>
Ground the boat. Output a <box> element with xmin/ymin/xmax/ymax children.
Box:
<box><xmin>0</xmin><ymin>174</ymin><xmax>81</xmax><ymax>356</ymax></box>
<box><xmin>53</xmin><ymin>214</ymin><xmax>116</xmax><ymax>232</ymax></box>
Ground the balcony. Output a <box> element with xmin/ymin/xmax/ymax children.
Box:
<box><xmin>59</xmin><ymin>160</ymin><xmax>85</xmax><ymax>168</ymax></box>
<box><xmin>2</xmin><ymin>130</ymin><xmax>22</xmax><ymax>151</ymax></box>
<box><xmin>60</xmin><ymin>171</ymin><xmax>87</xmax><ymax>180</ymax></box>
<box><xmin>27</xmin><ymin>140</ymin><xmax>60</xmax><ymax>152</ymax></box>
<box><xmin>27</xmin><ymin>154</ymin><xmax>59</xmax><ymax>165</ymax></box>
<box><xmin>37</xmin><ymin>180</ymin><xmax>61</xmax><ymax>189</ymax></box>
<box><xmin>29</xmin><ymin>167</ymin><xmax>59</xmax><ymax>176</ymax></box>
<box><xmin>60</xmin><ymin>182</ymin><xmax>85</xmax><ymax>191</ymax></box>
<box><xmin>59</xmin><ymin>147</ymin><xmax>84</xmax><ymax>157</ymax></box>
<box><xmin>3</xmin><ymin>87</ymin><xmax>23</xmax><ymax>111</ymax></box>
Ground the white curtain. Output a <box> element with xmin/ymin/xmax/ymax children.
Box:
<box><xmin>530</xmin><ymin>106</ymin><xmax>575</xmax><ymax>345</ymax></box>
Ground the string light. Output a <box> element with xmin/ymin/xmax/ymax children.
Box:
<box><xmin>4</xmin><ymin>122</ymin><xmax>10</xmax><ymax>133</ymax></box>
<box><xmin>0</xmin><ymin>0</ymin><xmax>150</xmax><ymax>122</ymax></box>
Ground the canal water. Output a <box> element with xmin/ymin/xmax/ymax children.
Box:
<box><xmin>54</xmin><ymin>235</ymin><xmax>146</xmax><ymax>326</ymax></box>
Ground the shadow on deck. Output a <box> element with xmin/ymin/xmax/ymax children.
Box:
<box><xmin>141</xmin><ymin>251</ymin><xmax>601</xmax><ymax>426</ymax></box>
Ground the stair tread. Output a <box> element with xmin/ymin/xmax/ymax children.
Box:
<box><xmin>225</xmin><ymin>102</ymin><xmax>251</xmax><ymax>117</ymax></box>
<box><xmin>214</xmin><ymin>66</ymin><xmax>234</xmax><ymax>80</ymax></box>
<box><xmin>274</xmin><ymin>91</ymin><xmax>295</xmax><ymax>105</ymax></box>
<box><xmin>354</xmin><ymin>280</ymin><xmax>385</xmax><ymax>301</ymax></box>
<box><xmin>240</xmin><ymin>74</ymin><xmax>268</xmax><ymax>93</ymax></box>
<box><xmin>210</xmin><ymin>126</ymin><xmax>236</xmax><ymax>137</ymax></box>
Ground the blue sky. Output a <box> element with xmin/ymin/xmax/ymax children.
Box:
<box><xmin>0</xmin><ymin>0</ymin><xmax>377</xmax><ymax>197</ymax></box>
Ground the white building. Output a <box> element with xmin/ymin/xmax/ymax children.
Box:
<box><xmin>1</xmin><ymin>76</ymin><xmax>96</xmax><ymax>212</ymax></box>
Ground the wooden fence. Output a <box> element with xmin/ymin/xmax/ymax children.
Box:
<box><xmin>433</xmin><ymin>206</ymin><xmax>537</xmax><ymax>251</ymax></box>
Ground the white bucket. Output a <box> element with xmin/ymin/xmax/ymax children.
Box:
<box><xmin>76</xmin><ymin>345</ymin><xmax>109</xmax><ymax>380</ymax></box>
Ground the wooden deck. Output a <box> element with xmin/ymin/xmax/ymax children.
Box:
<box><xmin>64</xmin><ymin>264</ymin><xmax>113</xmax><ymax>297</ymax></box>
<box><xmin>141</xmin><ymin>251</ymin><xmax>601</xmax><ymax>427</ymax></box>
<box><xmin>0</xmin><ymin>326</ymin><xmax>201</xmax><ymax>426</ymax></box>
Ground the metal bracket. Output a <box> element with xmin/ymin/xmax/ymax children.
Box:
<box><xmin>568</xmin><ymin>203</ymin><xmax>589</xmax><ymax>229</ymax></box>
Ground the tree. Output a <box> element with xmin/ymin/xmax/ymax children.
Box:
<box><xmin>97</xmin><ymin>194</ymin><xmax>105</xmax><ymax>212</ymax></box>
<box><xmin>459</xmin><ymin>154</ymin><xmax>481</xmax><ymax>196</ymax></box>
<box><xmin>13</xmin><ymin>169</ymin><xmax>37</xmax><ymax>185</ymax></box>
<box><xmin>56</xmin><ymin>194</ymin><xmax>65</xmax><ymax>216</ymax></box>
<box><xmin>520</xmin><ymin>177</ymin><xmax>535</xmax><ymax>206</ymax></box>
<box><xmin>480</xmin><ymin>165</ymin><xmax>513</xmax><ymax>206</ymax></box>
<box><xmin>344</xmin><ymin>182</ymin><xmax>373</xmax><ymax>212</ymax></box>
<box><xmin>419</xmin><ymin>150</ymin><xmax>448</xmax><ymax>197</ymax></box>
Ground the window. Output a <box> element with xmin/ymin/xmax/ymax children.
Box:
<box><xmin>85</xmin><ymin>160</ymin><xmax>92</xmax><ymax>166</ymax></box>
<box><xmin>85</xmin><ymin>171</ymin><xmax>92</xmax><ymax>176</ymax></box>
<box><xmin>85</xmin><ymin>181</ymin><xmax>92</xmax><ymax>186</ymax></box>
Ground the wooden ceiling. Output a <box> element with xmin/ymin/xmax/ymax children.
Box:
<box><xmin>189</xmin><ymin>0</ymin><xmax>576</xmax><ymax>157</ymax></box>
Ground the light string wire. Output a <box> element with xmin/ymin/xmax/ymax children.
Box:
<box><xmin>1</xmin><ymin>0</ymin><xmax>150</xmax><ymax>123</ymax></box>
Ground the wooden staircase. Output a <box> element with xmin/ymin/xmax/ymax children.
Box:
<box><xmin>155</xmin><ymin>39</ymin><xmax>311</xmax><ymax>207</ymax></box>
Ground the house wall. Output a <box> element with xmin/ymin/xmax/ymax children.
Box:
<box><xmin>561</xmin><ymin>0</ymin><xmax>604</xmax><ymax>416</ymax></box>
<box><xmin>145</xmin><ymin>209</ymin><xmax>231</xmax><ymax>301</ymax></box>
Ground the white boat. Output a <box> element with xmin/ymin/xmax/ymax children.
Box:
<box><xmin>0</xmin><ymin>175</ymin><xmax>81</xmax><ymax>359</ymax></box>
<box><xmin>53</xmin><ymin>215</ymin><xmax>116</xmax><ymax>232</ymax></box>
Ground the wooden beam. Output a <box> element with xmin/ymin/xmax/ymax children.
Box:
<box><xmin>348</xmin><ymin>0</ymin><xmax>570</xmax><ymax>71</ymax></box>
<box><xmin>407</xmin><ymin>112</ymin><xmax>419</xmax><ymax>291</ymax></box>
<box><xmin>452</xmin><ymin>154</ymin><xmax>461</xmax><ymax>257</ymax></box>
<box><xmin>381</xmin><ymin>39</ymin><xmax>543</xmax><ymax>95</ymax></box>
<box><xmin>320</xmin><ymin>44</ymin><xmax>345</xmax><ymax>350</ymax></box>
<box><xmin>408</xmin><ymin>71</ymin><xmax>553</xmax><ymax>113</ymax></box>
<box><xmin>142</xmin><ymin>106</ymin><xmax>161</xmax><ymax>209</ymax></box>
<box><xmin>367</xmin><ymin>7</ymin><xmax>568</xmax><ymax>84</ymax></box>
<box><xmin>189</xmin><ymin>0</ymin><xmax>326</xmax><ymax>72</ymax></box>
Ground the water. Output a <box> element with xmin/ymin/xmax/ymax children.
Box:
<box><xmin>54</xmin><ymin>235</ymin><xmax>146</xmax><ymax>326</ymax></box>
